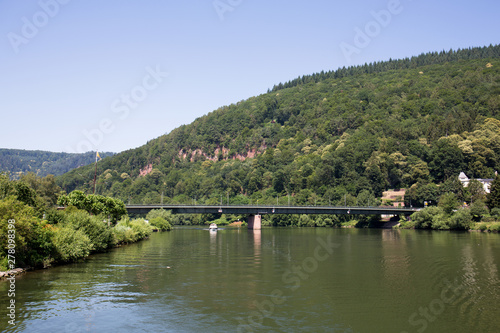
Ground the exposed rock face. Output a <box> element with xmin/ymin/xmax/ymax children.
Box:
<box><xmin>139</xmin><ymin>164</ymin><xmax>153</xmax><ymax>177</ymax></box>
<box><xmin>178</xmin><ymin>146</ymin><xmax>266</xmax><ymax>163</ymax></box>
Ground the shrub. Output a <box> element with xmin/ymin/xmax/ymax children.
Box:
<box><xmin>149</xmin><ymin>217</ymin><xmax>172</xmax><ymax>231</ymax></box>
<box><xmin>470</xmin><ymin>200</ymin><xmax>488</xmax><ymax>222</ymax></box>
<box><xmin>478</xmin><ymin>224</ymin><xmax>488</xmax><ymax>231</ymax></box>
<box><xmin>488</xmin><ymin>223</ymin><xmax>500</xmax><ymax>232</ymax></box>
<box><xmin>0</xmin><ymin>256</ymin><xmax>8</xmax><ymax>271</ymax></box>
<box><xmin>44</xmin><ymin>208</ymin><xmax>66</xmax><ymax>224</ymax></box>
<box><xmin>146</xmin><ymin>209</ymin><xmax>173</xmax><ymax>221</ymax></box>
<box><xmin>129</xmin><ymin>219</ymin><xmax>153</xmax><ymax>239</ymax></box>
<box><xmin>52</xmin><ymin>227</ymin><xmax>92</xmax><ymax>262</ymax></box>
<box><xmin>112</xmin><ymin>223</ymin><xmax>138</xmax><ymax>244</ymax></box>
<box><xmin>64</xmin><ymin>211</ymin><xmax>113</xmax><ymax>252</ymax></box>
<box><xmin>399</xmin><ymin>220</ymin><xmax>416</xmax><ymax>229</ymax></box>
<box><xmin>411</xmin><ymin>207</ymin><xmax>443</xmax><ymax>229</ymax></box>
<box><xmin>449</xmin><ymin>209</ymin><xmax>473</xmax><ymax>230</ymax></box>
<box><xmin>431</xmin><ymin>212</ymin><xmax>451</xmax><ymax>230</ymax></box>
<box><xmin>490</xmin><ymin>208</ymin><xmax>500</xmax><ymax>219</ymax></box>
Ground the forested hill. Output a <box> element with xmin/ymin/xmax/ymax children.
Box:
<box><xmin>0</xmin><ymin>149</ymin><xmax>114</xmax><ymax>178</ymax></box>
<box><xmin>57</xmin><ymin>45</ymin><xmax>500</xmax><ymax>208</ymax></box>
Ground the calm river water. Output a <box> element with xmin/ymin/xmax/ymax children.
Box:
<box><xmin>1</xmin><ymin>227</ymin><xmax>500</xmax><ymax>333</ymax></box>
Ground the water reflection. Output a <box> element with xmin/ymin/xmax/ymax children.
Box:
<box><xmin>1</xmin><ymin>229</ymin><xmax>500</xmax><ymax>333</ymax></box>
<box><xmin>209</xmin><ymin>229</ymin><xmax>217</xmax><ymax>255</ymax></box>
<box><xmin>252</xmin><ymin>229</ymin><xmax>261</xmax><ymax>259</ymax></box>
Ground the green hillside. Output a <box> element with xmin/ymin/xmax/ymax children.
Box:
<box><xmin>0</xmin><ymin>149</ymin><xmax>115</xmax><ymax>178</ymax></box>
<box><xmin>57</xmin><ymin>45</ymin><xmax>500</xmax><ymax>210</ymax></box>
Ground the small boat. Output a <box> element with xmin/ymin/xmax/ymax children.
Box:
<box><xmin>209</xmin><ymin>223</ymin><xmax>218</xmax><ymax>230</ymax></box>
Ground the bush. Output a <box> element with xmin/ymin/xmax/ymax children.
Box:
<box><xmin>488</xmin><ymin>223</ymin><xmax>500</xmax><ymax>232</ymax></box>
<box><xmin>65</xmin><ymin>211</ymin><xmax>113</xmax><ymax>252</ymax></box>
<box><xmin>149</xmin><ymin>217</ymin><xmax>172</xmax><ymax>231</ymax></box>
<box><xmin>44</xmin><ymin>209</ymin><xmax>66</xmax><ymax>224</ymax></box>
<box><xmin>146</xmin><ymin>209</ymin><xmax>172</xmax><ymax>221</ymax></box>
<box><xmin>52</xmin><ymin>227</ymin><xmax>92</xmax><ymax>262</ymax></box>
<box><xmin>0</xmin><ymin>197</ymin><xmax>53</xmax><ymax>268</ymax></box>
<box><xmin>490</xmin><ymin>208</ymin><xmax>500</xmax><ymax>219</ymax></box>
<box><xmin>112</xmin><ymin>223</ymin><xmax>138</xmax><ymax>244</ymax></box>
<box><xmin>478</xmin><ymin>224</ymin><xmax>488</xmax><ymax>231</ymax></box>
<box><xmin>449</xmin><ymin>209</ymin><xmax>473</xmax><ymax>230</ymax></box>
<box><xmin>431</xmin><ymin>212</ymin><xmax>451</xmax><ymax>230</ymax></box>
<box><xmin>470</xmin><ymin>200</ymin><xmax>488</xmax><ymax>222</ymax></box>
<box><xmin>129</xmin><ymin>219</ymin><xmax>153</xmax><ymax>239</ymax></box>
<box><xmin>411</xmin><ymin>207</ymin><xmax>443</xmax><ymax>229</ymax></box>
<box><xmin>398</xmin><ymin>220</ymin><xmax>416</xmax><ymax>229</ymax></box>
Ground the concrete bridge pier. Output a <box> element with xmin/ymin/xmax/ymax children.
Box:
<box><xmin>247</xmin><ymin>214</ymin><xmax>262</xmax><ymax>230</ymax></box>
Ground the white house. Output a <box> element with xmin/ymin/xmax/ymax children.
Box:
<box><xmin>458</xmin><ymin>172</ymin><xmax>494</xmax><ymax>193</ymax></box>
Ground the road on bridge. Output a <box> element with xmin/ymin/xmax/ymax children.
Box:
<box><xmin>126</xmin><ymin>204</ymin><xmax>419</xmax><ymax>216</ymax></box>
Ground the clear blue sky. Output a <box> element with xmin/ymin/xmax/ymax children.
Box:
<box><xmin>1</xmin><ymin>0</ymin><xmax>499</xmax><ymax>153</ymax></box>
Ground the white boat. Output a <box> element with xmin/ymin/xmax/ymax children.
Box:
<box><xmin>209</xmin><ymin>223</ymin><xmax>218</xmax><ymax>230</ymax></box>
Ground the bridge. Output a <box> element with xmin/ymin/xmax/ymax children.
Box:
<box><xmin>126</xmin><ymin>205</ymin><xmax>419</xmax><ymax>229</ymax></box>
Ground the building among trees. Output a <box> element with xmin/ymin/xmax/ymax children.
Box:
<box><xmin>459</xmin><ymin>172</ymin><xmax>494</xmax><ymax>193</ymax></box>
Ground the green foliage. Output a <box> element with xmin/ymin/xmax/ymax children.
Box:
<box><xmin>58</xmin><ymin>190</ymin><xmax>127</xmax><ymax>222</ymax></box>
<box><xmin>129</xmin><ymin>219</ymin><xmax>153</xmax><ymax>239</ymax></box>
<box><xmin>487</xmin><ymin>175</ymin><xmax>500</xmax><ymax>210</ymax></box>
<box><xmin>0</xmin><ymin>149</ymin><xmax>114</xmax><ymax>177</ymax></box>
<box><xmin>0</xmin><ymin>197</ymin><xmax>55</xmax><ymax>268</ymax></box>
<box><xmin>411</xmin><ymin>207</ymin><xmax>444</xmax><ymax>229</ymax></box>
<box><xmin>490</xmin><ymin>208</ymin><xmax>500</xmax><ymax>219</ymax></box>
<box><xmin>64</xmin><ymin>211</ymin><xmax>114</xmax><ymax>252</ymax></box>
<box><xmin>52</xmin><ymin>226</ymin><xmax>92</xmax><ymax>262</ymax></box>
<box><xmin>113</xmin><ymin>218</ymin><xmax>153</xmax><ymax>244</ymax></box>
<box><xmin>112</xmin><ymin>218</ymin><xmax>138</xmax><ymax>244</ymax></box>
<box><xmin>449</xmin><ymin>209</ymin><xmax>473</xmax><ymax>230</ymax></box>
<box><xmin>411</xmin><ymin>206</ymin><xmax>474</xmax><ymax>230</ymax></box>
<box><xmin>146</xmin><ymin>209</ymin><xmax>173</xmax><ymax>231</ymax></box>
<box><xmin>438</xmin><ymin>192</ymin><xmax>459</xmax><ymax>215</ymax></box>
<box><xmin>149</xmin><ymin>217</ymin><xmax>172</xmax><ymax>231</ymax></box>
<box><xmin>45</xmin><ymin>208</ymin><xmax>66</xmax><ymax>224</ymax></box>
<box><xmin>488</xmin><ymin>223</ymin><xmax>500</xmax><ymax>232</ymax></box>
<box><xmin>469</xmin><ymin>200</ymin><xmax>489</xmax><ymax>222</ymax></box>
<box><xmin>478</xmin><ymin>223</ymin><xmax>488</xmax><ymax>232</ymax></box>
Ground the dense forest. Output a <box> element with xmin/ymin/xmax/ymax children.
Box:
<box><xmin>0</xmin><ymin>149</ymin><xmax>114</xmax><ymax>178</ymax></box>
<box><xmin>57</xmin><ymin>45</ymin><xmax>500</xmax><ymax>213</ymax></box>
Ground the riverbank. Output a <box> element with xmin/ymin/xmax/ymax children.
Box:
<box><xmin>0</xmin><ymin>268</ymin><xmax>26</xmax><ymax>280</ymax></box>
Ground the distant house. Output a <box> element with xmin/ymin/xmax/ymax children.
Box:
<box><xmin>382</xmin><ymin>189</ymin><xmax>406</xmax><ymax>207</ymax></box>
<box><xmin>458</xmin><ymin>172</ymin><xmax>494</xmax><ymax>193</ymax></box>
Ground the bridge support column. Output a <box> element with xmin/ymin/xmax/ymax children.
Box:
<box><xmin>248</xmin><ymin>214</ymin><xmax>261</xmax><ymax>230</ymax></box>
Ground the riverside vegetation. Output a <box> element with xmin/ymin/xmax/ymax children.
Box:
<box><xmin>0</xmin><ymin>173</ymin><xmax>171</xmax><ymax>272</ymax></box>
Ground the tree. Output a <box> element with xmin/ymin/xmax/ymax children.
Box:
<box><xmin>429</xmin><ymin>140</ymin><xmax>465</xmax><ymax>182</ymax></box>
<box><xmin>486</xmin><ymin>175</ymin><xmax>500</xmax><ymax>210</ymax></box>
<box><xmin>439</xmin><ymin>192</ymin><xmax>459</xmax><ymax>215</ymax></box>
<box><xmin>466</xmin><ymin>179</ymin><xmax>487</xmax><ymax>204</ymax></box>
<box><xmin>57</xmin><ymin>191</ymin><xmax>127</xmax><ymax>222</ymax></box>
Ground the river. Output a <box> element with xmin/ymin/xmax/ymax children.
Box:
<box><xmin>1</xmin><ymin>227</ymin><xmax>499</xmax><ymax>332</ymax></box>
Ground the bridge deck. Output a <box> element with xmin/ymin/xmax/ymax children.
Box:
<box><xmin>126</xmin><ymin>204</ymin><xmax>418</xmax><ymax>216</ymax></box>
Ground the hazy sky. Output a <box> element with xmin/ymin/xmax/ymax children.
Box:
<box><xmin>1</xmin><ymin>0</ymin><xmax>499</xmax><ymax>153</ymax></box>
